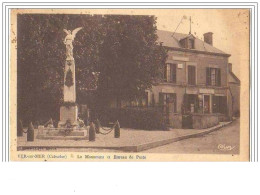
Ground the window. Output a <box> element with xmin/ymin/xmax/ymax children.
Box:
<box><xmin>189</xmin><ymin>39</ymin><xmax>195</xmax><ymax>49</ymax></box>
<box><xmin>213</xmin><ymin>96</ymin><xmax>227</xmax><ymax>114</ymax></box>
<box><xmin>188</xmin><ymin>65</ymin><xmax>196</xmax><ymax>85</ymax></box>
<box><xmin>180</xmin><ymin>38</ymin><xmax>195</xmax><ymax>49</ymax></box>
<box><xmin>164</xmin><ymin>64</ymin><xmax>176</xmax><ymax>83</ymax></box>
<box><xmin>206</xmin><ymin>67</ymin><xmax>221</xmax><ymax>86</ymax></box>
<box><xmin>183</xmin><ymin>94</ymin><xmax>199</xmax><ymax>114</ymax></box>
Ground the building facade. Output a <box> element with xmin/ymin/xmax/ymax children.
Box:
<box><xmin>145</xmin><ymin>30</ymin><xmax>235</xmax><ymax>129</ymax></box>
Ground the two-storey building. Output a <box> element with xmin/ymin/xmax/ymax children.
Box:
<box><xmin>146</xmin><ymin>30</ymin><xmax>234</xmax><ymax>129</ymax></box>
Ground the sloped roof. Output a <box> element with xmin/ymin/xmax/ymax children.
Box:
<box><xmin>156</xmin><ymin>30</ymin><xmax>229</xmax><ymax>56</ymax></box>
<box><xmin>229</xmin><ymin>71</ymin><xmax>240</xmax><ymax>85</ymax></box>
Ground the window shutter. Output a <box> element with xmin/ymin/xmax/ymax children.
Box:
<box><xmin>188</xmin><ymin>66</ymin><xmax>191</xmax><ymax>84</ymax></box>
<box><xmin>217</xmin><ymin>69</ymin><xmax>221</xmax><ymax>86</ymax></box>
<box><xmin>192</xmin><ymin>66</ymin><xmax>196</xmax><ymax>84</ymax></box>
<box><xmin>206</xmin><ymin>67</ymin><xmax>211</xmax><ymax>85</ymax></box>
<box><xmin>188</xmin><ymin>66</ymin><xmax>196</xmax><ymax>85</ymax></box>
<box><xmin>188</xmin><ymin>66</ymin><xmax>193</xmax><ymax>85</ymax></box>
<box><xmin>174</xmin><ymin>93</ymin><xmax>177</xmax><ymax>113</ymax></box>
<box><xmin>163</xmin><ymin>64</ymin><xmax>167</xmax><ymax>81</ymax></box>
<box><xmin>172</xmin><ymin>64</ymin><xmax>177</xmax><ymax>83</ymax></box>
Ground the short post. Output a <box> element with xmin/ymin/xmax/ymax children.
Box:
<box><xmin>114</xmin><ymin>120</ymin><xmax>120</xmax><ymax>138</ymax></box>
<box><xmin>34</xmin><ymin>121</ymin><xmax>39</xmax><ymax>129</ymax></box>
<box><xmin>95</xmin><ymin>119</ymin><xmax>100</xmax><ymax>134</ymax></box>
<box><xmin>27</xmin><ymin>122</ymin><xmax>34</xmax><ymax>142</ymax></box>
<box><xmin>89</xmin><ymin>122</ymin><xmax>96</xmax><ymax>141</ymax></box>
<box><xmin>17</xmin><ymin>120</ymin><xmax>24</xmax><ymax>137</ymax></box>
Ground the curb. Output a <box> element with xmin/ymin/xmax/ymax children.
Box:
<box><xmin>18</xmin><ymin>121</ymin><xmax>233</xmax><ymax>152</ymax></box>
<box><xmin>134</xmin><ymin>121</ymin><xmax>233</xmax><ymax>152</ymax></box>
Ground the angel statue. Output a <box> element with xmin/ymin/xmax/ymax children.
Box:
<box><xmin>63</xmin><ymin>27</ymin><xmax>83</xmax><ymax>59</ymax></box>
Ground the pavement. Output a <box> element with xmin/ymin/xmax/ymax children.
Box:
<box><xmin>145</xmin><ymin>118</ymin><xmax>240</xmax><ymax>154</ymax></box>
<box><xmin>17</xmin><ymin>120</ymin><xmax>233</xmax><ymax>152</ymax></box>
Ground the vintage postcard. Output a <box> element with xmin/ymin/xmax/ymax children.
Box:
<box><xmin>9</xmin><ymin>9</ymin><xmax>249</xmax><ymax>161</ymax></box>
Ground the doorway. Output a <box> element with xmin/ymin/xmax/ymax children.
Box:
<box><xmin>204</xmin><ymin>95</ymin><xmax>210</xmax><ymax>114</ymax></box>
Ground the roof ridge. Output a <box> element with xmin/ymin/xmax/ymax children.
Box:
<box><xmin>156</xmin><ymin>29</ymin><xmax>229</xmax><ymax>55</ymax></box>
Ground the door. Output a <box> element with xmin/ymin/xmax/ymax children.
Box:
<box><xmin>204</xmin><ymin>95</ymin><xmax>210</xmax><ymax>114</ymax></box>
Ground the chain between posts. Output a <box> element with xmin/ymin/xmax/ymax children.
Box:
<box><xmin>96</xmin><ymin>120</ymin><xmax>117</xmax><ymax>135</ymax></box>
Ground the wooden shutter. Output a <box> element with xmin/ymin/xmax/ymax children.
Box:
<box><xmin>171</xmin><ymin>64</ymin><xmax>177</xmax><ymax>83</ymax></box>
<box><xmin>188</xmin><ymin>66</ymin><xmax>192</xmax><ymax>85</ymax></box>
<box><xmin>192</xmin><ymin>66</ymin><xmax>196</xmax><ymax>84</ymax></box>
<box><xmin>188</xmin><ymin>66</ymin><xmax>196</xmax><ymax>85</ymax></box>
<box><xmin>206</xmin><ymin>67</ymin><xmax>211</xmax><ymax>85</ymax></box>
<box><xmin>163</xmin><ymin>64</ymin><xmax>167</xmax><ymax>81</ymax></box>
<box><xmin>188</xmin><ymin>66</ymin><xmax>191</xmax><ymax>84</ymax></box>
<box><xmin>217</xmin><ymin>69</ymin><xmax>221</xmax><ymax>86</ymax></box>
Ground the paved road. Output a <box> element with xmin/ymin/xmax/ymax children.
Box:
<box><xmin>45</xmin><ymin>120</ymin><xmax>239</xmax><ymax>154</ymax></box>
<box><xmin>144</xmin><ymin>119</ymin><xmax>240</xmax><ymax>154</ymax></box>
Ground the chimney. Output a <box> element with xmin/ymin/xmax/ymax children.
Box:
<box><xmin>203</xmin><ymin>32</ymin><xmax>213</xmax><ymax>45</ymax></box>
<box><xmin>228</xmin><ymin>63</ymin><xmax>232</xmax><ymax>72</ymax></box>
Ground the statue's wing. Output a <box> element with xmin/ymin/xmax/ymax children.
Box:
<box><xmin>63</xmin><ymin>29</ymin><xmax>70</xmax><ymax>35</ymax></box>
<box><xmin>72</xmin><ymin>27</ymin><xmax>83</xmax><ymax>38</ymax></box>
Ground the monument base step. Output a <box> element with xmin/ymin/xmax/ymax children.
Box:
<box><xmin>36</xmin><ymin>128</ymin><xmax>88</xmax><ymax>140</ymax></box>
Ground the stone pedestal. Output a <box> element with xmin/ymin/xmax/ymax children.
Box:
<box><xmin>58</xmin><ymin>105</ymin><xmax>78</xmax><ymax>127</ymax></box>
<box><xmin>63</xmin><ymin>58</ymin><xmax>76</xmax><ymax>102</ymax></box>
<box><xmin>59</xmin><ymin>57</ymin><xmax>79</xmax><ymax>127</ymax></box>
<box><xmin>36</xmin><ymin>127</ymin><xmax>88</xmax><ymax>140</ymax></box>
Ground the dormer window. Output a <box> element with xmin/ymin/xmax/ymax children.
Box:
<box><xmin>179</xmin><ymin>35</ymin><xmax>195</xmax><ymax>49</ymax></box>
<box><xmin>189</xmin><ymin>39</ymin><xmax>195</xmax><ymax>49</ymax></box>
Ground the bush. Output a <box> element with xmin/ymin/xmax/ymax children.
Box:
<box><xmin>94</xmin><ymin>107</ymin><xmax>166</xmax><ymax>130</ymax></box>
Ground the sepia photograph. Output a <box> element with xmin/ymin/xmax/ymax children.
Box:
<box><xmin>9</xmin><ymin>9</ymin><xmax>249</xmax><ymax>161</ymax></box>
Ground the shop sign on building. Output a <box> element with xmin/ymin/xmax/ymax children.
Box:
<box><xmin>199</xmin><ymin>88</ymin><xmax>215</xmax><ymax>94</ymax></box>
<box><xmin>186</xmin><ymin>88</ymin><xmax>198</xmax><ymax>94</ymax></box>
<box><xmin>161</xmin><ymin>88</ymin><xmax>175</xmax><ymax>93</ymax></box>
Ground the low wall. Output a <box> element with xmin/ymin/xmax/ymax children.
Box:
<box><xmin>166</xmin><ymin>113</ymin><xmax>223</xmax><ymax>129</ymax></box>
<box><xmin>217</xmin><ymin>114</ymin><xmax>229</xmax><ymax>122</ymax></box>
<box><xmin>192</xmin><ymin>114</ymin><xmax>219</xmax><ymax>129</ymax></box>
<box><xmin>169</xmin><ymin>113</ymin><xmax>182</xmax><ymax>129</ymax></box>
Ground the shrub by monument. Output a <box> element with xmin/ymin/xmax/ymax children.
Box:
<box><xmin>96</xmin><ymin>107</ymin><xmax>166</xmax><ymax>130</ymax></box>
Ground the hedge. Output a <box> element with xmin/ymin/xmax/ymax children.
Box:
<box><xmin>93</xmin><ymin>107</ymin><xmax>167</xmax><ymax>130</ymax></box>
